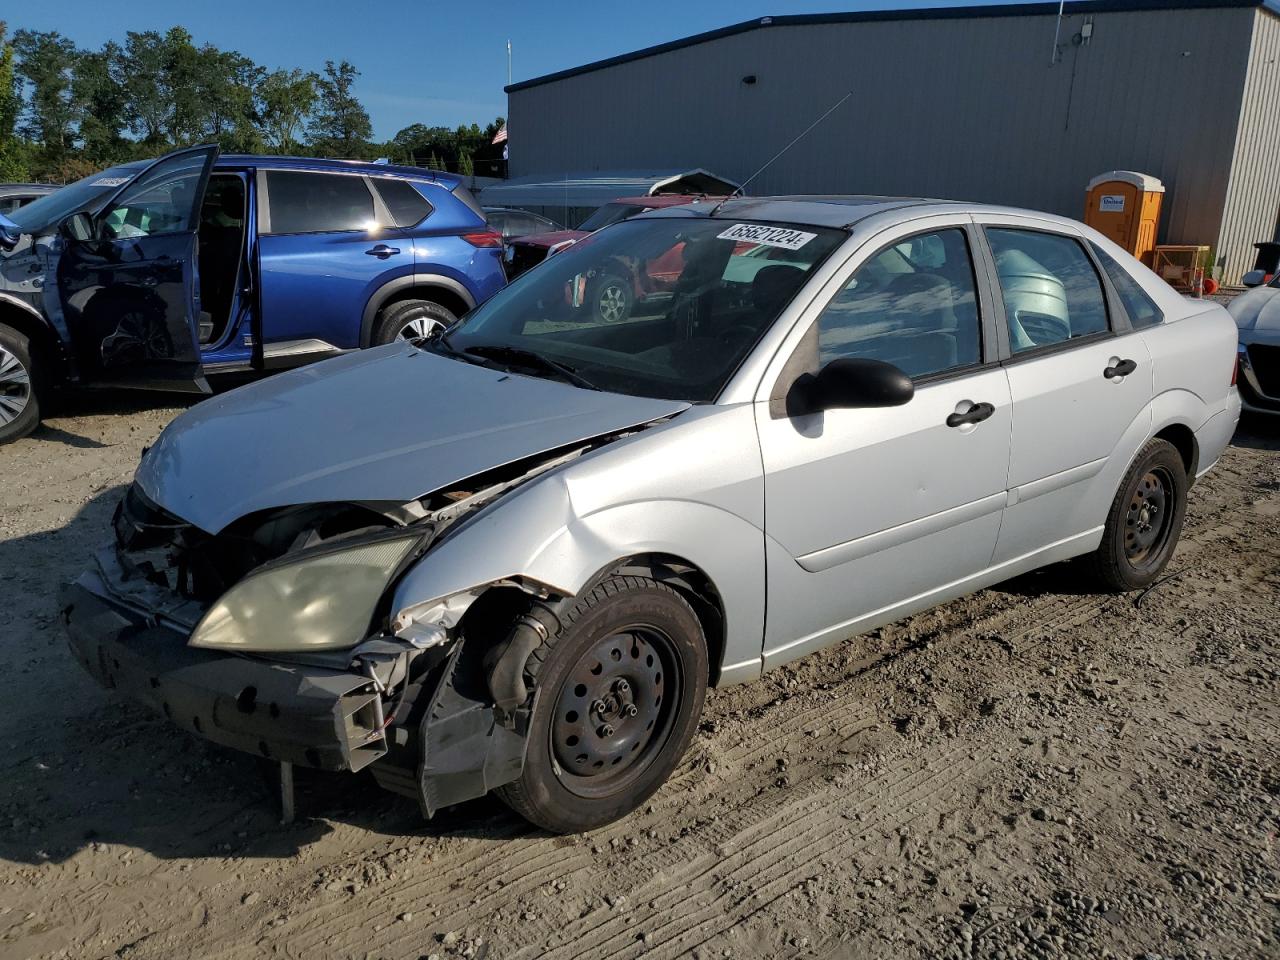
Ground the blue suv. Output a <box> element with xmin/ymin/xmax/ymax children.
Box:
<box><xmin>0</xmin><ymin>145</ymin><xmax>506</xmax><ymax>442</ymax></box>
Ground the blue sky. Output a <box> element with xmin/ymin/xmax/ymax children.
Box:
<box><xmin>11</xmin><ymin>0</ymin><xmax>1023</xmax><ymax>140</ymax></box>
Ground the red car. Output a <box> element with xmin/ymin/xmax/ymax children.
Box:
<box><xmin>503</xmin><ymin>194</ymin><xmax>724</xmax><ymax>323</ymax></box>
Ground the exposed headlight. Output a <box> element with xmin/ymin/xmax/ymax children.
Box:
<box><xmin>189</xmin><ymin>532</ymin><xmax>423</xmax><ymax>652</ymax></box>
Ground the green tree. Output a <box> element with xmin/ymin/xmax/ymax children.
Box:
<box><xmin>0</xmin><ymin>22</ymin><xmax>20</xmax><ymax>142</ymax></box>
<box><xmin>71</xmin><ymin>41</ymin><xmax>128</xmax><ymax>162</ymax></box>
<box><xmin>309</xmin><ymin>59</ymin><xmax>371</xmax><ymax>157</ymax></box>
<box><xmin>121</xmin><ymin>30</ymin><xmax>171</xmax><ymax>143</ymax></box>
<box><xmin>13</xmin><ymin>29</ymin><xmax>78</xmax><ymax>151</ymax></box>
<box><xmin>193</xmin><ymin>45</ymin><xmax>263</xmax><ymax>150</ymax></box>
<box><xmin>258</xmin><ymin>68</ymin><xmax>317</xmax><ymax>153</ymax></box>
<box><xmin>458</xmin><ymin>149</ymin><xmax>474</xmax><ymax>177</ymax></box>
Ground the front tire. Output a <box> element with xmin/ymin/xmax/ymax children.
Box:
<box><xmin>372</xmin><ymin>299</ymin><xmax>458</xmax><ymax>345</ymax></box>
<box><xmin>497</xmin><ymin>576</ymin><xmax>708</xmax><ymax>833</ymax></box>
<box><xmin>0</xmin><ymin>324</ymin><xmax>42</xmax><ymax>445</ymax></box>
<box><xmin>1089</xmin><ymin>438</ymin><xmax>1188</xmax><ymax>591</ymax></box>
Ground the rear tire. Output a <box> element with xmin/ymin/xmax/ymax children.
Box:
<box><xmin>497</xmin><ymin>576</ymin><xmax>708</xmax><ymax>833</ymax></box>
<box><xmin>372</xmin><ymin>299</ymin><xmax>458</xmax><ymax>345</ymax></box>
<box><xmin>1088</xmin><ymin>438</ymin><xmax>1188</xmax><ymax>591</ymax></box>
<box><xmin>0</xmin><ymin>324</ymin><xmax>42</xmax><ymax>445</ymax></box>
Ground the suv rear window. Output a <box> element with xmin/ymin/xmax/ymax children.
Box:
<box><xmin>374</xmin><ymin>178</ymin><xmax>432</xmax><ymax>227</ymax></box>
<box><xmin>265</xmin><ymin>171</ymin><xmax>374</xmax><ymax>234</ymax></box>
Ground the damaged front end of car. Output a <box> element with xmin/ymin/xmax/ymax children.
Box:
<box><xmin>60</xmin><ymin>442</ymin><xmax>595</xmax><ymax>817</ymax></box>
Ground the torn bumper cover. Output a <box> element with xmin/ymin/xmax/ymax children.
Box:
<box><xmin>60</xmin><ymin>573</ymin><xmax>388</xmax><ymax>772</ymax></box>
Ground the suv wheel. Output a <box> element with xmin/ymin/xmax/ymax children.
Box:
<box><xmin>0</xmin><ymin>324</ymin><xmax>42</xmax><ymax>445</ymax></box>
<box><xmin>372</xmin><ymin>299</ymin><xmax>458</xmax><ymax>345</ymax></box>
<box><xmin>1089</xmin><ymin>438</ymin><xmax>1188</xmax><ymax>591</ymax></box>
<box><xmin>497</xmin><ymin>576</ymin><xmax>708</xmax><ymax>833</ymax></box>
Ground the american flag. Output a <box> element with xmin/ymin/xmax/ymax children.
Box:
<box><xmin>492</xmin><ymin>123</ymin><xmax>508</xmax><ymax>145</ymax></box>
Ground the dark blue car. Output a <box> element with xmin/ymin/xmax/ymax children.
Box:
<box><xmin>0</xmin><ymin>145</ymin><xmax>506</xmax><ymax>442</ymax></box>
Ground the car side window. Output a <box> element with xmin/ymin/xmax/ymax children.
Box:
<box><xmin>986</xmin><ymin>228</ymin><xmax>1109</xmax><ymax>353</ymax></box>
<box><xmin>1090</xmin><ymin>243</ymin><xmax>1164</xmax><ymax>329</ymax></box>
<box><xmin>816</xmin><ymin>228</ymin><xmax>982</xmax><ymax>379</ymax></box>
<box><xmin>265</xmin><ymin>171</ymin><xmax>375</xmax><ymax>235</ymax></box>
<box><xmin>373</xmin><ymin>178</ymin><xmax>432</xmax><ymax>228</ymax></box>
<box><xmin>98</xmin><ymin>152</ymin><xmax>210</xmax><ymax>240</ymax></box>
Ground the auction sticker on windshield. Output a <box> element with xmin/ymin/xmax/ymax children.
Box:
<box><xmin>90</xmin><ymin>177</ymin><xmax>132</xmax><ymax>187</ymax></box>
<box><xmin>717</xmin><ymin>223</ymin><xmax>817</xmax><ymax>250</ymax></box>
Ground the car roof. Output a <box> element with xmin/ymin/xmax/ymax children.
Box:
<box><xmin>216</xmin><ymin>154</ymin><xmax>463</xmax><ymax>186</ymax></box>
<box><xmin>641</xmin><ymin>194</ymin><xmax>1085</xmax><ymax>230</ymax></box>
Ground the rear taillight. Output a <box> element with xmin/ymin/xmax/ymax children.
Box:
<box><xmin>1233</xmin><ymin>345</ymin><xmax>1244</xmax><ymax>386</ymax></box>
<box><xmin>462</xmin><ymin>230</ymin><xmax>503</xmax><ymax>248</ymax></box>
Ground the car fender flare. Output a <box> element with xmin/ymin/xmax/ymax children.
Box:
<box><xmin>360</xmin><ymin>273</ymin><xmax>476</xmax><ymax>346</ymax></box>
<box><xmin>390</xmin><ymin>481</ymin><xmax>766</xmax><ymax>687</ymax></box>
<box><xmin>1078</xmin><ymin>388</ymin><xmax>1206</xmax><ymax>533</ymax></box>
<box><xmin>0</xmin><ymin>292</ymin><xmax>68</xmax><ymax>371</ymax></box>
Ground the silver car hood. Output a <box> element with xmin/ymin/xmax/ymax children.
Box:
<box><xmin>1229</xmin><ymin>284</ymin><xmax>1280</xmax><ymax>333</ymax></box>
<box><xmin>137</xmin><ymin>343</ymin><xmax>690</xmax><ymax>533</ymax></box>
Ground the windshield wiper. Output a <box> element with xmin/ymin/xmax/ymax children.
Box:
<box><xmin>461</xmin><ymin>344</ymin><xmax>600</xmax><ymax>391</ymax></box>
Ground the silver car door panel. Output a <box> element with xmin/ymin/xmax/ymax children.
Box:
<box><xmin>797</xmin><ymin>490</ymin><xmax>1007</xmax><ymax>572</ymax></box>
<box><xmin>1006</xmin><ymin>456</ymin><xmax>1107</xmax><ymax>506</ymax></box>
<box><xmin>761</xmin><ymin>521</ymin><xmax>1097</xmax><ymax>672</ymax></box>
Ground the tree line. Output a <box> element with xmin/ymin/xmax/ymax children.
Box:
<box><xmin>0</xmin><ymin>22</ymin><xmax>506</xmax><ymax>184</ymax></box>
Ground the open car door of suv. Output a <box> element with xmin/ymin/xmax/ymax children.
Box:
<box><xmin>54</xmin><ymin>145</ymin><xmax>218</xmax><ymax>392</ymax></box>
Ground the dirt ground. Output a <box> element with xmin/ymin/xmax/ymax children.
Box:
<box><xmin>0</xmin><ymin>388</ymin><xmax>1277</xmax><ymax>960</ymax></box>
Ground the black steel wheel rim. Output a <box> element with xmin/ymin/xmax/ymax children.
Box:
<box><xmin>1124</xmin><ymin>466</ymin><xmax>1174</xmax><ymax>567</ymax></box>
<box><xmin>551</xmin><ymin>626</ymin><xmax>681</xmax><ymax>799</ymax></box>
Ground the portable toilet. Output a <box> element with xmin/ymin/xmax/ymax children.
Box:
<box><xmin>1084</xmin><ymin>171</ymin><xmax>1164</xmax><ymax>265</ymax></box>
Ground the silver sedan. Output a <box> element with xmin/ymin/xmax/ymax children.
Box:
<box><xmin>64</xmin><ymin>196</ymin><xmax>1241</xmax><ymax>833</ymax></box>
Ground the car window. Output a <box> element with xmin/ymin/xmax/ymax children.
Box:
<box><xmin>374</xmin><ymin>178</ymin><xmax>432</xmax><ymax>227</ymax></box>
<box><xmin>986</xmin><ymin>228</ymin><xmax>1109</xmax><ymax>352</ymax></box>
<box><xmin>1090</xmin><ymin>243</ymin><xmax>1163</xmax><ymax>329</ymax></box>
<box><xmin>7</xmin><ymin>163</ymin><xmax>144</xmax><ymax>233</ymax></box>
<box><xmin>816</xmin><ymin>228</ymin><xmax>982</xmax><ymax>379</ymax></box>
<box><xmin>265</xmin><ymin>171</ymin><xmax>375</xmax><ymax>234</ymax></box>
<box><xmin>443</xmin><ymin>218</ymin><xmax>845</xmax><ymax>402</ymax></box>
<box><xmin>98</xmin><ymin>152</ymin><xmax>210</xmax><ymax>240</ymax></box>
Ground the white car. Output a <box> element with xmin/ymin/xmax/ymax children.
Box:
<box><xmin>65</xmin><ymin>196</ymin><xmax>1242</xmax><ymax>833</ymax></box>
<box><xmin>1228</xmin><ymin>277</ymin><xmax>1280</xmax><ymax>413</ymax></box>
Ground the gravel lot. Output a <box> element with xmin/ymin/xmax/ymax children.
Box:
<box><xmin>0</xmin><ymin>387</ymin><xmax>1277</xmax><ymax>960</ymax></box>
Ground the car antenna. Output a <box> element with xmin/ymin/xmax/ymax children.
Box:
<box><xmin>708</xmin><ymin>90</ymin><xmax>853</xmax><ymax>217</ymax></box>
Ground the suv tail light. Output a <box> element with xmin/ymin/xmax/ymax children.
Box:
<box><xmin>462</xmin><ymin>231</ymin><xmax>503</xmax><ymax>248</ymax></box>
<box><xmin>1233</xmin><ymin>345</ymin><xmax>1243</xmax><ymax>386</ymax></box>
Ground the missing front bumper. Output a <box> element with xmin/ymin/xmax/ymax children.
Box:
<box><xmin>61</xmin><ymin>575</ymin><xmax>388</xmax><ymax>772</ymax></box>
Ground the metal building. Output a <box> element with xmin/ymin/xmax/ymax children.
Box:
<box><xmin>506</xmin><ymin>0</ymin><xmax>1280</xmax><ymax>282</ymax></box>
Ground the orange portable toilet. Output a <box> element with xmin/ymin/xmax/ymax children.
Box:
<box><xmin>1084</xmin><ymin>171</ymin><xmax>1164</xmax><ymax>265</ymax></box>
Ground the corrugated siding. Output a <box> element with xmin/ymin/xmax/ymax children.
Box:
<box><xmin>1218</xmin><ymin>9</ymin><xmax>1280</xmax><ymax>281</ymax></box>
<box><xmin>510</xmin><ymin>8</ymin><xmax>1254</xmax><ymax>265</ymax></box>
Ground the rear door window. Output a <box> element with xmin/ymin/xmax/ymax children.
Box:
<box><xmin>986</xmin><ymin>228</ymin><xmax>1109</xmax><ymax>353</ymax></box>
<box><xmin>265</xmin><ymin>171</ymin><xmax>375</xmax><ymax>234</ymax></box>
<box><xmin>374</xmin><ymin>178</ymin><xmax>432</xmax><ymax>227</ymax></box>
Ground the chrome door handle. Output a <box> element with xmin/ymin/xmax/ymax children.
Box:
<box><xmin>946</xmin><ymin>401</ymin><xmax>995</xmax><ymax>428</ymax></box>
<box><xmin>1105</xmin><ymin>358</ymin><xmax>1137</xmax><ymax>379</ymax></box>
<box><xmin>366</xmin><ymin>244</ymin><xmax>400</xmax><ymax>259</ymax></box>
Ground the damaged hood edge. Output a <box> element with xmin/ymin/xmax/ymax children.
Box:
<box><xmin>136</xmin><ymin>344</ymin><xmax>690</xmax><ymax>534</ymax></box>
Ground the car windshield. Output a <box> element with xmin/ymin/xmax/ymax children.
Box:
<box><xmin>6</xmin><ymin>163</ymin><xmax>145</xmax><ymax>233</ymax></box>
<box><xmin>577</xmin><ymin>202</ymin><xmax>648</xmax><ymax>232</ymax></box>
<box><xmin>437</xmin><ymin>217</ymin><xmax>846</xmax><ymax>401</ymax></box>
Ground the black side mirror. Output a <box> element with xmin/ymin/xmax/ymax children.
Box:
<box><xmin>59</xmin><ymin>212</ymin><xmax>94</xmax><ymax>243</ymax></box>
<box><xmin>790</xmin><ymin>357</ymin><xmax>914</xmax><ymax>415</ymax></box>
